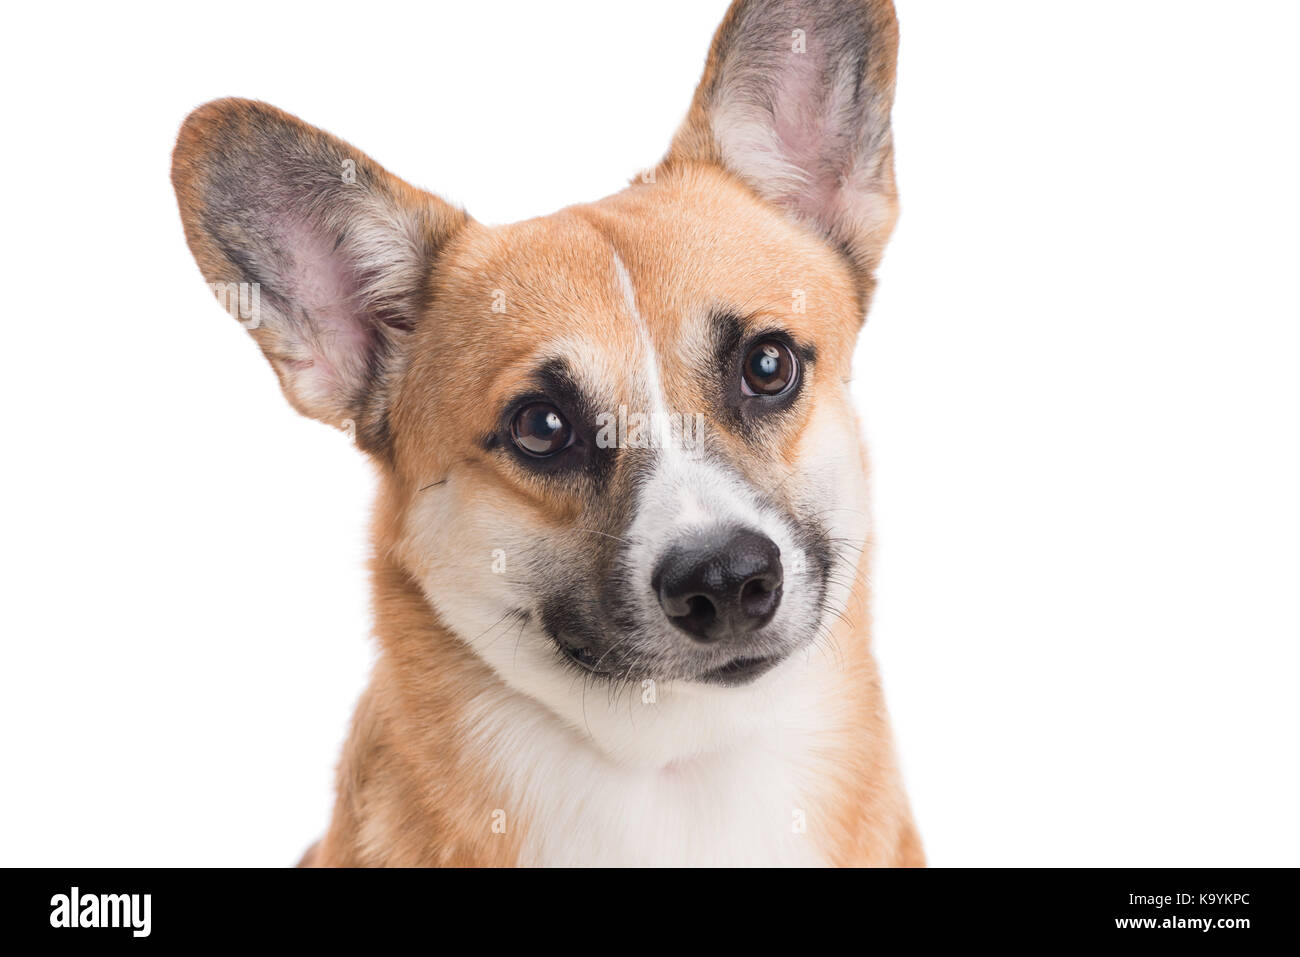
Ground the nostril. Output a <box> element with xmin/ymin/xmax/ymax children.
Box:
<box><xmin>740</xmin><ymin>576</ymin><xmax>781</xmax><ymax>619</ymax></box>
<box><xmin>684</xmin><ymin>595</ymin><xmax>717</xmax><ymax>628</ymax></box>
<box><xmin>663</xmin><ymin>593</ymin><xmax>721</xmax><ymax>642</ymax></box>
<box><xmin>686</xmin><ymin>594</ymin><xmax>714</xmax><ymax>620</ymax></box>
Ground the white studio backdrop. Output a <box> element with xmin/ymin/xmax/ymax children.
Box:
<box><xmin>0</xmin><ymin>1</ymin><xmax>1296</xmax><ymax>866</ymax></box>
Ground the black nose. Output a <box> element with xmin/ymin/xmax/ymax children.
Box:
<box><xmin>653</xmin><ymin>528</ymin><xmax>783</xmax><ymax>642</ymax></box>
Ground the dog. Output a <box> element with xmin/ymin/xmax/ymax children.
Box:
<box><xmin>171</xmin><ymin>0</ymin><xmax>922</xmax><ymax>866</ymax></box>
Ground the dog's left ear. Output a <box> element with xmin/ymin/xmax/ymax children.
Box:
<box><xmin>171</xmin><ymin>98</ymin><xmax>469</xmax><ymax>456</ymax></box>
<box><xmin>665</xmin><ymin>0</ymin><xmax>900</xmax><ymax>302</ymax></box>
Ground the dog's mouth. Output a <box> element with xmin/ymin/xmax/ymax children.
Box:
<box><xmin>696</xmin><ymin>654</ymin><xmax>784</xmax><ymax>686</ymax></box>
<box><xmin>559</xmin><ymin>637</ymin><xmax>785</xmax><ymax>687</ymax></box>
<box><xmin>561</xmin><ymin>642</ymin><xmax>606</xmax><ymax>673</ymax></box>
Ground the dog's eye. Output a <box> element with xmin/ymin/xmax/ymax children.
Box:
<box><xmin>511</xmin><ymin>403</ymin><xmax>573</xmax><ymax>457</ymax></box>
<box><xmin>741</xmin><ymin>339</ymin><xmax>798</xmax><ymax>396</ymax></box>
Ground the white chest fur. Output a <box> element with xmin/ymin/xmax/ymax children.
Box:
<box><xmin>466</xmin><ymin>653</ymin><xmax>842</xmax><ymax>867</ymax></box>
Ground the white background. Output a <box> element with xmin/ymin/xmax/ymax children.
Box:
<box><xmin>1</xmin><ymin>1</ymin><xmax>1296</xmax><ymax>866</ymax></box>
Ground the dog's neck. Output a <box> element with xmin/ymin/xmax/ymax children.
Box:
<box><xmin>314</xmin><ymin>553</ymin><xmax>918</xmax><ymax>866</ymax></box>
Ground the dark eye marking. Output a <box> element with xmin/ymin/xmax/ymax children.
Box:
<box><xmin>493</xmin><ymin>358</ymin><xmax>614</xmax><ymax>481</ymax></box>
<box><xmin>709</xmin><ymin>310</ymin><xmax>815</xmax><ymax>435</ymax></box>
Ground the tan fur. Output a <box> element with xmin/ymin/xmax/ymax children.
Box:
<box><xmin>296</xmin><ymin>168</ymin><xmax>921</xmax><ymax>866</ymax></box>
<box><xmin>665</xmin><ymin>0</ymin><xmax>901</xmax><ymax>302</ymax></box>
<box><xmin>173</xmin><ymin>0</ymin><xmax>921</xmax><ymax>867</ymax></box>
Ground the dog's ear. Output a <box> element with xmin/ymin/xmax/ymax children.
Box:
<box><xmin>171</xmin><ymin>98</ymin><xmax>468</xmax><ymax>454</ymax></box>
<box><xmin>666</xmin><ymin>0</ymin><xmax>899</xmax><ymax>300</ymax></box>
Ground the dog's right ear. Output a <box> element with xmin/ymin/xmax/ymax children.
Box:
<box><xmin>171</xmin><ymin>99</ymin><xmax>468</xmax><ymax>455</ymax></box>
<box><xmin>664</xmin><ymin>0</ymin><xmax>899</xmax><ymax>306</ymax></box>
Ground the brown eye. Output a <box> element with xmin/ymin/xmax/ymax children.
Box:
<box><xmin>741</xmin><ymin>339</ymin><xmax>798</xmax><ymax>396</ymax></box>
<box><xmin>511</xmin><ymin>403</ymin><xmax>572</xmax><ymax>457</ymax></box>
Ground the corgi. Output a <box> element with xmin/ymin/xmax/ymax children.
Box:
<box><xmin>171</xmin><ymin>0</ymin><xmax>922</xmax><ymax>867</ymax></box>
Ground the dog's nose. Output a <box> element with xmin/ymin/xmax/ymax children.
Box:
<box><xmin>653</xmin><ymin>528</ymin><xmax>783</xmax><ymax>642</ymax></box>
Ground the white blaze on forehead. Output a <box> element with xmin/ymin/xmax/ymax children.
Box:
<box><xmin>609</xmin><ymin>251</ymin><xmax>737</xmax><ymax>527</ymax></box>
<box><xmin>609</xmin><ymin>253</ymin><xmax>759</xmax><ymax>528</ymax></box>
<box><xmin>605</xmin><ymin>250</ymin><xmax>832</xmax><ymax>665</ymax></box>
<box><xmin>611</xmin><ymin>252</ymin><xmax>680</xmax><ymax>460</ymax></box>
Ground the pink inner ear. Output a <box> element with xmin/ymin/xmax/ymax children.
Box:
<box><xmin>280</xmin><ymin>219</ymin><xmax>375</xmax><ymax>407</ymax></box>
<box><xmin>770</xmin><ymin>36</ymin><xmax>860</xmax><ymax>224</ymax></box>
<box><xmin>776</xmin><ymin>64</ymin><xmax>894</xmax><ymax>250</ymax></box>
<box><xmin>712</xmin><ymin>41</ymin><xmax>860</xmax><ymax>225</ymax></box>
<box><xmin>709</xmin><ymin>26</ymin><xmax>895</xmax><ymax>263</ymax></box>
<box><xmin>771</xmin><ymin>43</ymin><xmax>837</xmax><ymax>182</ymax></box>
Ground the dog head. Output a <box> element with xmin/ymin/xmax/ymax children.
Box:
<box><xmin>173</xmin><ymin>0</ymin><xmax>898</xmax><ymax>752</ymax></box>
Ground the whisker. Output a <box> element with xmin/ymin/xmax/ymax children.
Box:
<box><xmin>573</xmin><ymin>527</ymin><xmax>635</xmax><ymax>547</ymax></box>
<box><xmin>479</xmin><ymin>609</ymin><xmax>527</xmax><ymax>650</ymax></box>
